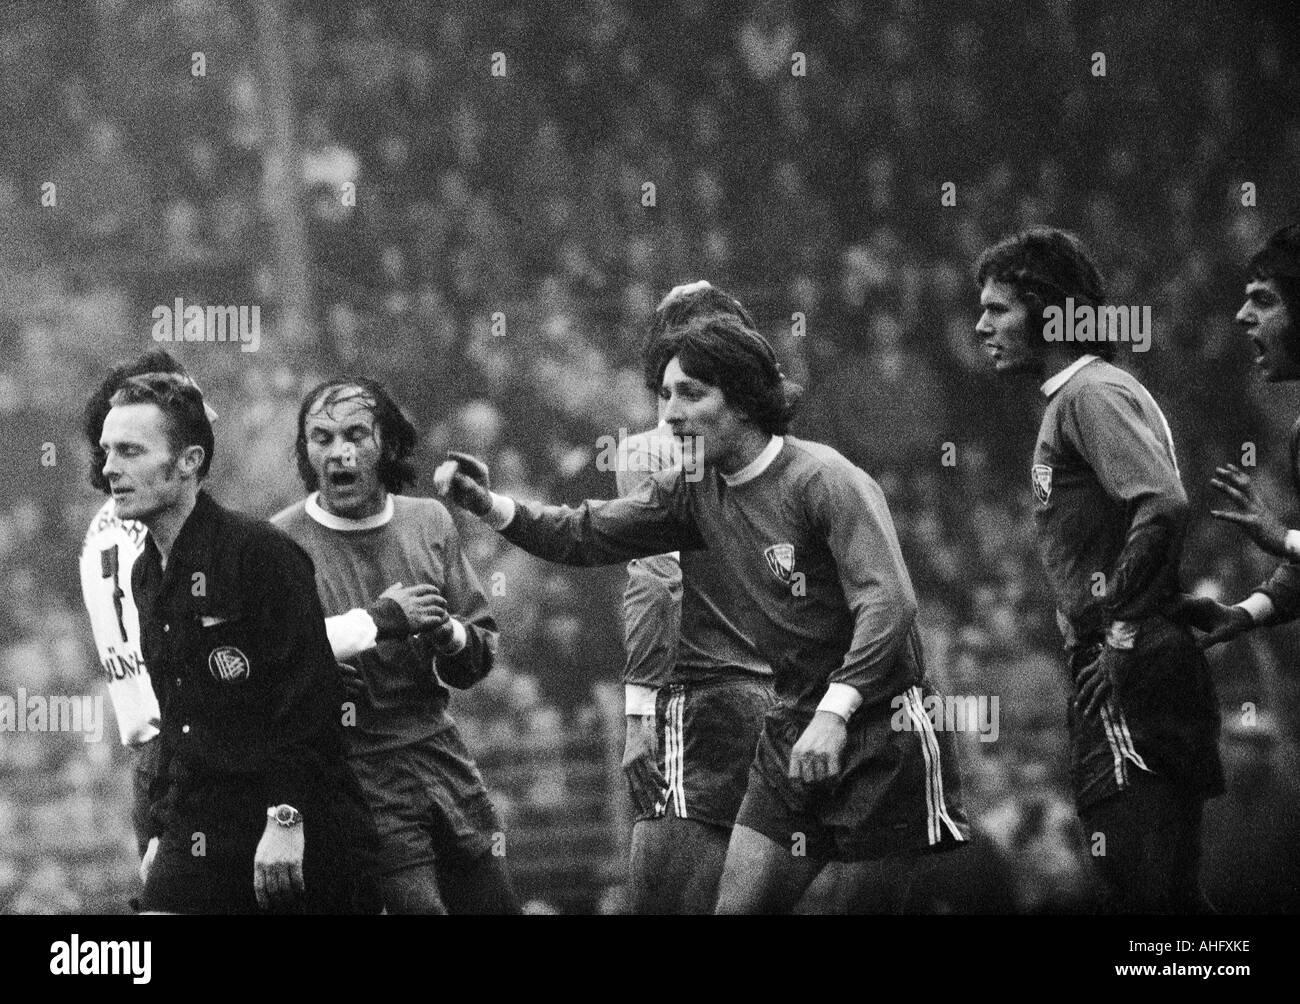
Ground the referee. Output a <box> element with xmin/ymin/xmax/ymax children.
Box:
<box><xmin>79</xmin><ymin>350</ymin><xmax>204</xmax><ymax>864</ymax></box>
<box><xmin>100</xmin><ymin>371</ymin><xmax>381</xmax><ymax>914</ymax></box>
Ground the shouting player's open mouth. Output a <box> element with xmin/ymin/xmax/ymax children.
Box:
<box><xmin>327</xmin><ymin>469</ymin><xmax>361</xmax><ymax>492</ymax></box>
<box><xmin>1250</xmin><ymin>335</ymin><xmax>1268</xmax><ymax>368</ymax></box>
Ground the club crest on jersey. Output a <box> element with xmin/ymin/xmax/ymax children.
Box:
<box><xmin>208</xmin><ymin>646</ymin><xmax>250</xmax><ymax>683</ymax></box>
<box><xmin>1031</xmin><ymin>464</ymin><xmax>1053</xmax><ymax>506</ymax></box>
<box><xmin>764</xmin><ymin>543</ymin><xmax>796</xmax><ymax>582</ymax></box>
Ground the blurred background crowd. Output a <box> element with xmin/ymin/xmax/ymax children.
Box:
<box><xmin>2</xmin><ymin>0</ymin><xmax>1299</xmax><ymax>913</ymax></box>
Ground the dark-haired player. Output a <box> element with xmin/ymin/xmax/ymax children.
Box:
<box><xmin>436</xmin><ymin>314</ymin><xmax>968</xmax><ymax>914</ymax></box>
<box><xmin>272</xmin><ymin>378</ymin><xmax>518</xmax><ymax>914</ymax></box>
<box><xmin>975</xmin><ymin>226</ymin><xmax>1223</xmax><ymax>912</ymax></box>
<box><xmin>79</xmin><ymin>350</ymin><xmax>215</xmax><ymax>867</ymax></box>
<box><xmin>104</xmin><ymin>373</ymin><xmax>381</xmax><ymax>913</ymax></box>
<box><xmin>1172</xmin><ymin>224</ymin><xmax>1300</xmax><ymax>643</ymax></box>
<box><xmin>618</xmin><ymin>281</ymin><xmax>775</xmax><ymax>914</ymax></box>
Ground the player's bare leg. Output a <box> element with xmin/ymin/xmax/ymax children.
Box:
<box><xmin>437</xmin><ymin>849</ymin><xmax>521</xmax><ymax>915</ymax></box>
<box><xmin>629</xmin><ymin>815</ymin><xmax>730</xmax><ymax>914</ymax></box>
<box><xmin>714</xmin><ymin>824</ymin><xmax>824</xmax><ymax>914</ymax></box>
<box><xmin>794</xmin><ymin>856</ymin><xmax>920</xmax><ymax>914</ymax></box>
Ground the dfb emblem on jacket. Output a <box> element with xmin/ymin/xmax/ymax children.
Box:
<box><xmin>764</xmin><ymin>543</ymin><xmax>796</xmax><ymax>583</ymax></box>
<box><xmin>208</xmin><ymin>646</ymin><xmax>250</xmax><ymax>683</ymax></box>
<box><xmin>1031</xmin><ymin>464</ymin><xmax>1053</xmax><ymax>506</ymax></box>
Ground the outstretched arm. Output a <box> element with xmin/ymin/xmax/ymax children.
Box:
<box><xmin>433</xmin><ymin>451</ymin><xmax>705</xmax><ymax>567</ymax></box>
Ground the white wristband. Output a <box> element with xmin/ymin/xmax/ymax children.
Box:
<box><xmin>1285</xmin><ymin>530</ymin><xmax>1300</xmax><ymax>560</ymax></box>
<box><xmin>816</xmin><ymin>683</ymin><xmax>862</xmax><ymax>722</ymax></box>
<box><xmin>1237</xmin><ymin>592</ymin><xmax>1275</xmax><ymax>625</ymax></box>
<box><xmin>624</xmin><ymin>684</ymin><xmax>659</xmax><ymax>717</ymax></box>
<box><xmin>325</xmin><ymin>608</ymin><xmax>379</xmax><ymax>660</ymax></box>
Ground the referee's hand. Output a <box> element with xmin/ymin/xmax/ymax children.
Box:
<box><xmin>254</xmin><ymin>819</ymin><xmax>306</xmax><ymax>912</ymax></box>
<box><xmin>788</xmin><ymin>711</ymin><xmax>848</xmax><ymax>784</ymax></box>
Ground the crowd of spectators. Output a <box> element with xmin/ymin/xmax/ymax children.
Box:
<box><xmin>2</xmin><ymin>0</ymin><xmax>1299</xmax><ymax>912</ymax></box>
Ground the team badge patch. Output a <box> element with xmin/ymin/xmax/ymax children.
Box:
<box><xmin>1031</xmin><ymin>464</ymin><xmax>1053</xmax><ymax>505</ymax></box>
<box><xmin>764</xmin><ymin>543</ymin><xmax>796</xmax><ymax>582</ymax></box>
<box><xmin>208</xmin><ymin>646</ymin><xmax>250</xmax><ymax>683</ymax></box>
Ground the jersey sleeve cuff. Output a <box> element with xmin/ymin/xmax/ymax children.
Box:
<box><xmin>441</xmin><ymin>618</ymin><xmax>468</xmax><ymax>655</ymax></box>
<box><xmin>325</xmin><ymin>607</ymin><xmax>381</xmax><ymax>660</ymax></box>
<box><xmin>484</xmin><ymin>492</ymin><xmax>516</xmax><ymax>531</ymax></box>
<box><xmin>816</xmin><ymin>683</ymin><xmax>862</xmax><ymax>722</ymax></box>
<box><xmin>624</xmin><ymin>684</ymin><xmax>659</xmax><ymax>717</ymax></box>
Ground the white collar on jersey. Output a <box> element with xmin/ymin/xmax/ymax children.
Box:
<box><xmin>721</xmin><ymin>435</ymin><xmax>784</xmax><ymax>487</ymax></box>
<box><xmin>305</xmin><ymin>491</ymin><xmax>394</xmax><ymax>530</ymax></box>
<box><xmin>1041</xmin><ymin>354</ymin><xmax>1100</xmax><ymax>398</ymax></box>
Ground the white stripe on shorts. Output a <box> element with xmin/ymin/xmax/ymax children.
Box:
<box><xmin>905</xmin><ymin>686</ymin><xmax>965</xmax><ymax>845</ymax></box>
<box><xmin>662</xmin><ymin>689</ymin><xmax>687</xmax><ymax>818</ymax></box>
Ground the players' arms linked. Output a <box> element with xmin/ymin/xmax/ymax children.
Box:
<box><xmin>324</xmin><ymin>582</ymin><xmax>442</xmax><ymax>656</ymax></box>
<box><xmin>434</xmin><ymin>451</ymin><xmax>704</xmax><ymax>566</ymax></box>
<box><xmin>415</xmin><ymin>526</ymin><xmax>499</xmax><ymax>689</ymax></box>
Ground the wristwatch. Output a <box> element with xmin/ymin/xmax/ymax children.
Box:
<box><xmin>267</xmin><ymin>804</ymin><xmax>303</xmax><ymax>827</ymax></box>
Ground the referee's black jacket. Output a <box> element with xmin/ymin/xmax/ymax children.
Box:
<box><xmin>133</xmin><ymin>490</ymin><xmax>372</xmax><ymax>835</ymax></box>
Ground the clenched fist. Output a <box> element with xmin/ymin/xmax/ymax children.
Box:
<box><xmin>433</xmin><ymin>452</ymin><xmax>493</xmax><ymax>517</ymax></box>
